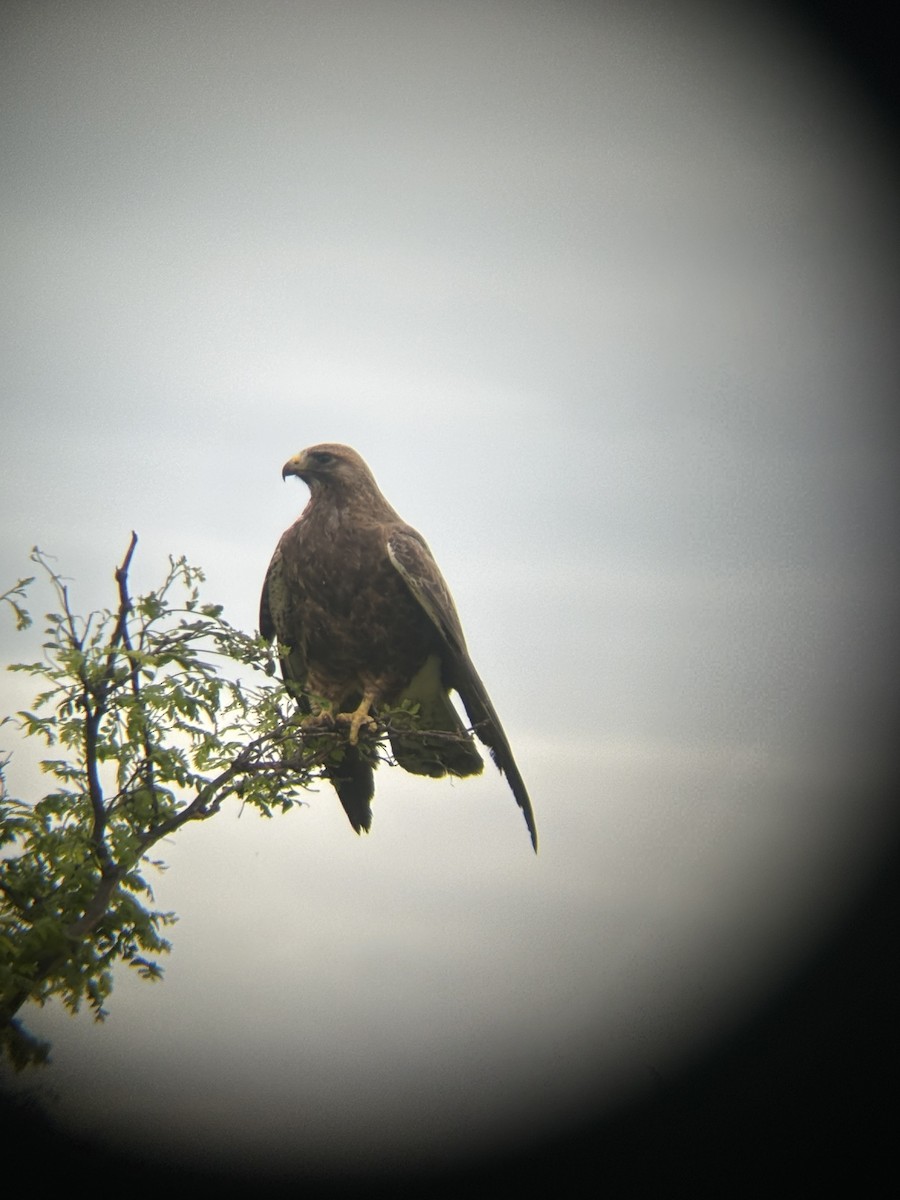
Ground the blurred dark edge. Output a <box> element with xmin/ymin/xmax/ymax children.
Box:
<box><xmin>2</xmin><ymin>0</ymin><xmax>898</xmax><ymax>1193</ymax></box>
<box><xmin>3</xmin><ymin>810</ymin><xmax>897</xmax><ymax>1194</ymax></box>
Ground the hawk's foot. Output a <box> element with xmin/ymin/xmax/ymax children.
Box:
<box><xmin>298</xmin><ymin>706</ymin><xmax>336</xmax><ymax>733</ymax></box>
<box><xmin>336</xmin><ymin>693</ymin><xmax>378</xmax><ymax>745</ymax></box>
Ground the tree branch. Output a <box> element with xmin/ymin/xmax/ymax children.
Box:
<box><xmin>1</xmin><ymin>538</ymin><xmax>497</xmax><ymax>1067</ymax></box>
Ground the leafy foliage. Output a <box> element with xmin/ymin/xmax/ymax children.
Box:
<box><xmin>0</xmin><ymin>535</ymin><xmax>377</xmax><ymax>1069</ymax></box>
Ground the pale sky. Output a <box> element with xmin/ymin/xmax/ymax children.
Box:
<box><xmin>1</xmin><ymin>0</ymin><xmax>898</xmax><ymax>1180</ymax></box>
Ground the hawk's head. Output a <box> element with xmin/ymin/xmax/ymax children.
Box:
<box><xmin>283</xmin><ymin>443</ymin><xmax>363</xmax><ymax>482</ymax></box>
<box><xmin>281</xmin><ymin>444</ymin><xmax>388</xmax><ymax>509</ymax></box>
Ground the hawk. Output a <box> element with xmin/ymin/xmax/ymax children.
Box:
<box><xmin>259</xmin><ymin>443</ymin><xmax>537</xmax><ymax>851</ymax></box>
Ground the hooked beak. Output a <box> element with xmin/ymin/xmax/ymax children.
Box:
<box><xmin>282</xmin><ymin>453</ymin><xmax>306</xmax><ymax>481</ymax></box>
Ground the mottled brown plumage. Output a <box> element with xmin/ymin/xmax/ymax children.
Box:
<box><xmin>259</xmin><ymin>443</ymin><xmax>537</xmax><ymax>850</ymax></box>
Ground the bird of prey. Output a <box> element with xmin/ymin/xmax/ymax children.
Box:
<box><xmin>259</xmin><ymin>443</ymin><xmax>537</xmax><ymax>851</ymax></box>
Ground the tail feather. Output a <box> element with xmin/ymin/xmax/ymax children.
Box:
<box><xmin>326</xmin><ymin>745</ymin><xmax>375</xmax><ymax>834</ymax></box>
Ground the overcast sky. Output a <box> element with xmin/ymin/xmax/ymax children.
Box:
<box><xmin>2</xmin><ymin>0</ymin><xmax>898</xmax><ymax>1181</ymax></box>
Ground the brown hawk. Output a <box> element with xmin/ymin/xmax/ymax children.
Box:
<box><xmin>260</xmin><ymin>443</ymin><xmax>537</xmax><ymax>851</ymax></box>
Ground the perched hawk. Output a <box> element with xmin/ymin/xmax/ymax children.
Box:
<box><xmin>259</xmin><ymin>443</ymin><xmax>537</xmax><ymax>851</ymax></box>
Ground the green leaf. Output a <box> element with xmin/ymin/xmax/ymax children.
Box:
<box><xmin>2</xmin><ymin>539</ymin><xmax>330</xmax><ymax>1068</ymax></box>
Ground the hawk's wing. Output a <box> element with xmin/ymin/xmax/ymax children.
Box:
<box><xmin>259</xmin><ymin>555</ymin><xmax>277</xmax><ymax>642</ymax></box>
<box><xmin>260</xmin><ymin>536</ymin><xmax>374</xmax><ymax>834</ymax></box>
<box><xmin>259</xmin><ymin>538</ymin><xmax>308</xmax><ymax>698</ymax></box>
<box><xmin>387</xmin><ymin>528</ymin><xmax>538</xmax><ymax>851</ymax></box>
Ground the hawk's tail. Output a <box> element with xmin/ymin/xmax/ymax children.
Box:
<box><xmin>326</xmin><ymin>745</ymin><xmax>375</xmax><ymax>835</ymax></box>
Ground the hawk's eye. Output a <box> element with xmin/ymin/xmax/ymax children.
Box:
<box><xmin>311</xmin><ymin>451</ymin><xmax>335</xmax><ymax>465</ymax></box>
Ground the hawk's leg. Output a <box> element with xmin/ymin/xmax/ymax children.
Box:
<box><xmin>336</xmin><ymin>689</ymin><xmax>379</xmax><ymax>745</ymax></box>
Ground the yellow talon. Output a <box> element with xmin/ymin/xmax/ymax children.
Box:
<box><xmin>297</xmin><ymin>700</ymin><xmax>335</xmax><ymax>733</ymax></box>
<box><xmin>336</xmin><ymin>692</ymin><xmax>378</xmax><ymax>745</ymax></box>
